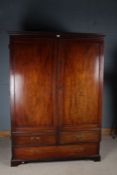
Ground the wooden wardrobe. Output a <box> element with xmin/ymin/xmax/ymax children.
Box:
<box><xmin>9</xmin><ymin>32</ymin><xmax>104</xmax><ymax>166</ymax></box>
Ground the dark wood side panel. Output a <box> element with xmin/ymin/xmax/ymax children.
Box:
<box><xmin>10</xmin><ymin>38</ymin><xmax>57</xmax><ymax>131</ymax></box>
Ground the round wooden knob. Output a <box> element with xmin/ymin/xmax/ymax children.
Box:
<box><xmin>36</xmin><ymin>137</ymin><xmax>40</xmax><ymax>140</ymax></box>
<box><xmin>30</xmin><ymin>137</ymin><xmax>35</xmax><ymax>140</ymax></box>
<box><xmin>75</xmin><ymin>135</ymin><xmax>82</xmax><ymax>139</ymax></box>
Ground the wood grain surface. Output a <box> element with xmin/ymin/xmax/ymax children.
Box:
<box><xmin>10</xmin><ymin>33</ymin><xmax>104</xmax><ymax>166</ymax></box>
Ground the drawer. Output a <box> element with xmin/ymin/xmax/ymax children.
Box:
<box><xmin>13</xmin><ymin>143</ymin><xmax>98</xmax><ymax>160</ymax></box>
<box><xmin>59</xmin><ymin>131</ymin><xmax>100</xmax><ymax>144</ymax></box>
<box><xmin>12</xmin><ymin>134</ymin><xmax>56</xmax><ymax>146</ymax></box>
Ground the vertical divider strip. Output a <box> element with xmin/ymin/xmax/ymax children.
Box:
<box><xmin>56</xmin><ymin>37</ymin><xmax>65</xmax><ymax>144</ymax></box>
<box><xmin>54</xmin><ymin>36</ymin><xmax>60</xmax><ymax>145</ymax></box>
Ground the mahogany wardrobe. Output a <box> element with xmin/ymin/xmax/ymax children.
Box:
<box><xmin>9</xmin><ymin>33</ymin><xmax>104</xmax><ymax>166</ymax></box>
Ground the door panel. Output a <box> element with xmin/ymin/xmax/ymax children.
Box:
<box><xmin>58</xmin><ymin>39</ymin><xmax>100</xmax><ymax>130</ymax></box>
<box><xmin>11</xmin><ymin>39</ymin><xmax>56</xmax><ymax>131</ymax></box>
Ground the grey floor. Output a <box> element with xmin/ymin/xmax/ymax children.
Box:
<box><xmin>0</xmin><ymin>136</ymin><xmax>117</xmax><ymax>175</ymax></box>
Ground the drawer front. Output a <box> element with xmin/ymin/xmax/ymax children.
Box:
<box><xmin>13</xmin><ymin>143</ymin><xmax>98</xmax><ymax>160</ymax></box>
<box><xmin>59</xmin><ymin>131</ymin><xmax>100</xmax><ymax>144</ymax></box>
<box><xmin>12</xmin><ymin>134</ymin><xmax>56</xmax><ymax>146</ymax></box>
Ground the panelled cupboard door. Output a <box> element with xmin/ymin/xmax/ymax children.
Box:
<box><xmin>57</xmin><ymin>39</ymin><xmax>101</xmax><ymax>130</ymax></box>
<box><xmin>10</xmin><ymin>38</ymin><xmax>57</xmax><ymax>132</ymax></box>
